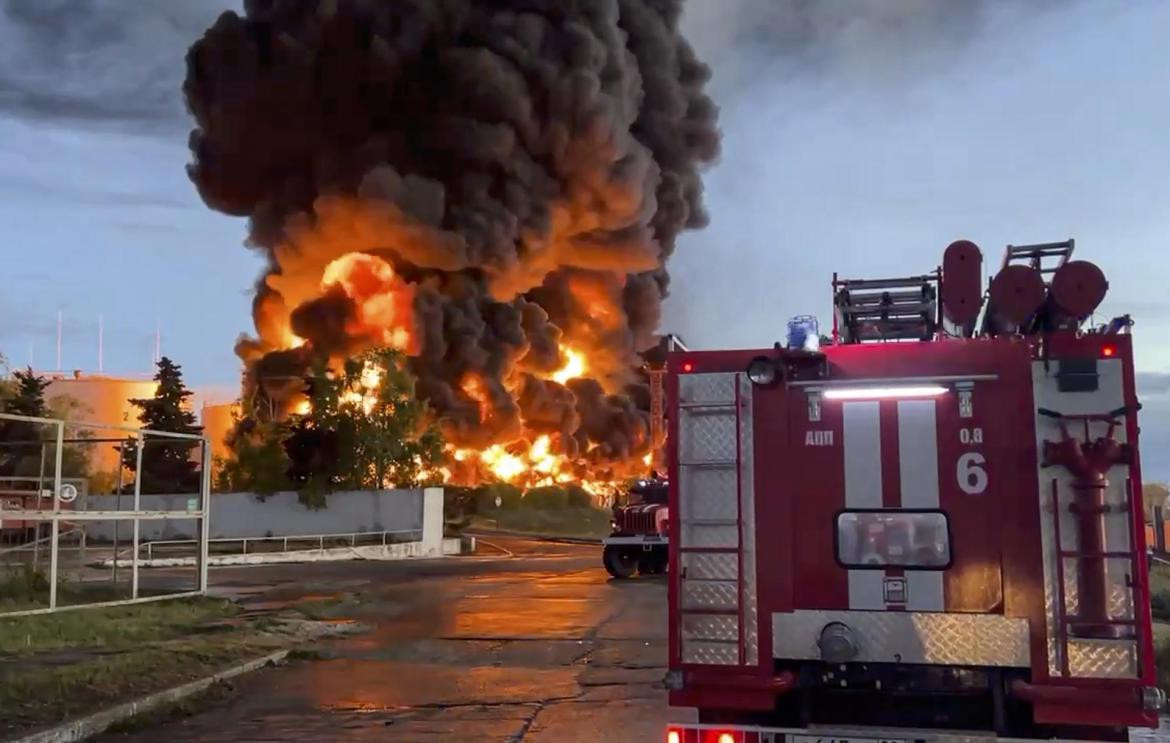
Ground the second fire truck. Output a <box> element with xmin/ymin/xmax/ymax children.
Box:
<box><xmin>662</xmin><ymin>239</ymin><xmax>1161</xmax><ymax>741</ymax></box>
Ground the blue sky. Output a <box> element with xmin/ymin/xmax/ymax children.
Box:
<box><xmin>1</xmin><ymin>1</ymin><xmax>1168</xmax><ymax>471</ymax></box>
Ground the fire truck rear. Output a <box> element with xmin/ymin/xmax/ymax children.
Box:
<box><xmin>664</xmin><ymin>240</ymin><xmax>1162</xmax><ymax>741</ymax></box>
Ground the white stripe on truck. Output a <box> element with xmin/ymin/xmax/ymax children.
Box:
<box><xmin>897</xmin><ymin>399</ymin><xmax>945</xmax><ymax>611</ymax></box>
<box><xmin>843</xmin><ymin>401</ymin><xmax>884</xmax><ymax>610</ymax></box>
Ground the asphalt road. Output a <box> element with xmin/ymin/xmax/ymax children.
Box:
<box><xmin>102</xmin><ymin>537</ymin><xmax>689</xmax><ymax>742</ymax></box>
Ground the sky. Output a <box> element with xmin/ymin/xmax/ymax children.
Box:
<box><xmin>0</xmin><ymin>1</ymin><xmax>1168</xmax><ymax>470</ymax></box>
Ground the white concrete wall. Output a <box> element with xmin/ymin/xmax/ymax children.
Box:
<box><xmin>82</xmin><ymin>489</ymin><xmax>425</xmax><ymax>542</ymax></box>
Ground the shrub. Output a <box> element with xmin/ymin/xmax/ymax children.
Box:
<box><xmin>565</xmin><ymin>485</ymin><xmax>593</xmax><ymax>509</ymax></box>
<box><xmin>1153</xmin><ymin>592</ymin><xmax>1170</xmax><ymax>622</ymax></box>
<box><xmin>475</xmin><ymin>483</ymin><xmax>523</xmax><ymax>512</ymax></box>
<box><xmin>0</xmin><ymin>565</ymin><xmax>50</xmax><ymax>603</ymax></box>
<box><xmin>521</xmin><ymin>486</ymin><xmax>568</xmax><ymax>510</ymax></box>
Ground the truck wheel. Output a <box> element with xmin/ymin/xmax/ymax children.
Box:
<box><xmin>603</xmin><ymin>545</ymin><xmax>638</xmax><ymax>579</ymax></box>
<box><xmin>639</xmin><ymin>548</ymin><xmax>668</xmax><ymax>575</ymax></box>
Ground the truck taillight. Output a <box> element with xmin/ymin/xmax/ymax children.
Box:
<box><xmin>666</xmin><ymin>729</ymin><xmax>681</xmax><ymax>743</ymax></box>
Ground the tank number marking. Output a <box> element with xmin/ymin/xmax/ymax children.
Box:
<box><xmin>805</xmin><ymin>430</ymin><xmax>834</xmax><ymax>446</ymax></box>
<box><xmin>957</xmin><ymin>451</ymin><xmax>988</xmax><ymax>494</ymax></box>
<box><xmin>959</xmin><ymin>427</ymin><xmax>983</xmax><ymax>444</ymax></box>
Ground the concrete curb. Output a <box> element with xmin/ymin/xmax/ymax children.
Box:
<box><xmin>9</xmin><ymin>650</ymin><xmax>290</xmax><ymax>743</ymax></box>
<box><xmin>93</xmin><ymin>537</ymin><xmax>465</xmax><ymax>569</ymax></box>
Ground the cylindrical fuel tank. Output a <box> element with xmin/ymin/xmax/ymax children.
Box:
<box><xmin>986</xmin><ymin>265</ymin><xmax>1046</xmax><ymax>332</ymax></box>
<box><xmin>1049</xmin><ymin>260</ymin><xmax>1108</xmax><ymax>322</ymax></box>
<box><xmin>941</xmin><ymin>240</ymin><xmax>983</xmax><ymax>329</ymax></box>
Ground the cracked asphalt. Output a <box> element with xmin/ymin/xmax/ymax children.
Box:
<box><xmin>102</xmin><ymin>537</ymin><xmax>689</xmax><ymax>742</ymax></box>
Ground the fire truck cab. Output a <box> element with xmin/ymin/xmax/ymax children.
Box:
<box><xmin>663</xmin><ymin>240</ymin><xmax>1162</xmax><ymax>741</ymax></box>
<box><xmin>603</xmin><ymin>475</ymin><xmax>670</xmax><ymax>578</ymax></box>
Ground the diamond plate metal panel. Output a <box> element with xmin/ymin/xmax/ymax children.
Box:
<box><xmin>738</xmin><ymin>375</ymin><xmax>759</xmax><ymax>666</ymax></box>
<box><xmin>682</xmin><ymin>639</ymin><xmax>739</xmax><ymax>665</ymax></box>
<box><xmin>682</xmin><ymin>613</ymin><xmax>739</xmax><ymax>642</ymax></box>
<box><xmin>679</xmin><ymin>410</ymin><xmax>738</xmax><ymax>463</ymax></box>
<box><xmin>680</xmin><ymin>373</ymin><xmax>735</xmax><ymax>405</ymax></box>
<box><xmin>1038</xmin><ymin>470</ymin><xmax>1063</xmax><ymax>675</ymax></box>
<box><xmin>1067</xmin><ymin>637</ymin><xmax>1138</xmax><ymax>679</ymax></box>
<box><xmin>773</xmin><ymin>610</ymin><xmax>1031</xmax><ymax>667</ymax></box>
<box><xmin>682</xmin><ymin>579</ymin><xmax>739</xmax><ymax>610</ymax></box>
<box><xmin>680</xmin><ymin>466</ymin><xmax>737</xmax><ymax>521</ymax></box>
<box><xmin>1062</xmin><ymin>556</ymin><xmax>1080</xmax><ymax>617</ymax></box>
<box><xmin>681</xmin><ymin>552</ymin><xmax>738</xmax><ymax>581</ymax></box>
<box><xmin>680</xmin><ymin>525</ymin><xmax>738</xmax><ymax>548</ymax></box>
<box><xmin>1106</xmin><ymin>555</ymin><xmax>1136</xmax><ymax>621</ymax></box>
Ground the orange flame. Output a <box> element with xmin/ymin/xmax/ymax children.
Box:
<box><xmin>321</xmin><ymin>253</ymin><xmax>416</xmax><ymax>353</ymax></box>
<box><xmin>551</xmin><ymin>347</ymin><xmax>585</xmax><ymax>384</ymax></box>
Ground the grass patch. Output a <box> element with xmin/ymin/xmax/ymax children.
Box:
<box><xmin>0</xmin><ymin>635</ymin><xmax>282</xmax><ymax>737</ymax></box>
<box><xmin>0</xmin><ymin>567</ymin><xmax>176</xmax><ymax>614</ymax></box>
<box><xmin>474</xmin><ymin>507</ymin><xmax>612</xmax><ymax>539</ymax></box>
<box><xmin>0</xmin><ymin>596</ymin><xmax>327</xmax><ymax>738</ymax></box>
<box><xmin>292</xmin><ymin>596</ymin><xmax>347</xmax><ymax>621</ymax></box>
<box><xmin>0</xmin><ymin>597</ymin><xmax>239</xmax><ymax>656</ymax></box>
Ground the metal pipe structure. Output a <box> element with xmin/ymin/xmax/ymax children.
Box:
<box><xmin>49</xmin><ymin>420</ymin><xmax>64</xmax><ymax>610</ymax></box>
<box><xmin>113</xmin><ymin>440</ymin><xmax>124</xmax><ymax>587</ymax></box>
<box><xmin>1041</xmin><ymin>411</ymin><xmax>1131</xmax><ymax>638</ymax></box>
<box><xmin>33</xmin><ymin>442</ymin><xmax>46</xmax><ymax>571</ymax></box>
<box><xmin>132</xmin><ymin>433</ymin><xmax>144</xmax><ymax>600</ymax></box>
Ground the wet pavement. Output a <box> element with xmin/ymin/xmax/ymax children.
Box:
<box><xmin>101</xmin><ymin>538</ymin><xmax>688</xmax><ymax>742</ymax></box>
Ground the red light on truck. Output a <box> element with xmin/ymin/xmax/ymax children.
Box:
<box><xmin>666</xmin><ymin>730</ymin><xmax>681</xmax><ymax>743</ymax></box>
<box><xmin>1102</xmin><ymin>345</ymin><xmax>1116</xmax><ymax>357</ymax></box>
<box><xmin>717</xmin><ymin>734</ymin><xmax>735</xmax><ymax>743</ymax></box>
<box><xmin>681</xmin><ymin>361</ymin><xmax>694</xmax><ymax>373</ymax></box>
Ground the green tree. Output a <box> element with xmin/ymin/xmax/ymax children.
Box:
<box><xmin>0</xmin><ymin>369</ymin><xmax>90</xmax><ymax>481</ymax></box>
<box><xmin>0</xmin><ymin>351</ymin><xmax>14</xmax><ymax>406</ymax></box>
<box><xmin>123</xmin><ymin>357</ymin><xmax>203</xmax><ymax>494</ymax></box>
<box><xmin>284</xmin><ymin>348</ymin><xmax>444</xmax><ymax>503</ymax></box>
<box><xmin>0</xmin><ymin>368</ymin><xmax>52</xmax><ymax>476</ymax></box>
<box><xmin>1144</xmin><ymin>482</ymin><xmax>1170</xmax><ymax>522</ymax></box>
<box><xmin>214</xmin><ymin>421</ymin><xmax>292</xmax><ymax>495</ymax></box>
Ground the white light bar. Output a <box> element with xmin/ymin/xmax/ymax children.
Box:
<box><xmin>822</xmin><ymin>385</ymin><xmax>948</xmax><ymax>400</ymax></box>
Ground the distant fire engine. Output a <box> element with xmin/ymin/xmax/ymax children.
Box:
<box><xmin>603</xmin><ymin>475</ymin><xmax>669</xmax><ymax>578</ymax></box>
<box><xmin>601</xmin><ymin>335</ymin><xmax>687</xmax><ymax>579</ymax></box>
<box><xmin>662</xmin><ymin>240</ymin><xmax>1161</xmax><ymax>741</ymax></box>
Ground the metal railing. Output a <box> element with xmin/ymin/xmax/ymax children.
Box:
<box><xmin>0</xmin><ymin>412</ymin><xmax>211</xmax><ymax>616</ymax></box>
<box><xmin>130</xmin><ymin>529</ymin><xmax>424</xmax><ymax>561</ymax></box>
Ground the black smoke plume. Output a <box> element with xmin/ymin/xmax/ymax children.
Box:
<box><xmin>184</xmin><ymin>0</ymin><xmax>719</xmax><ymax>478</ymax></box>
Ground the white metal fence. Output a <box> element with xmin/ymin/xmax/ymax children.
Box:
<box><xmin>0</xmin><ymin>412</ymin><xmax>211</xmax><ymax>616</ymax></box>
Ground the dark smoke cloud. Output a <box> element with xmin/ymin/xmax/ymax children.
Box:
<box><xmin>185</xmin><ymin>0</ymin><xmax>719</xmax><ymax>473</ymax></box>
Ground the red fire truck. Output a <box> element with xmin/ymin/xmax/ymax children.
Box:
<box><xmin>663</xmin><ymin>240</ymin><xmax>1162</xmax><ymax>741</ymax></box>
<box><xmin>603</xmin><ymin>475</ymin><xmax>670</xmax><ymax>578</ymax></box>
